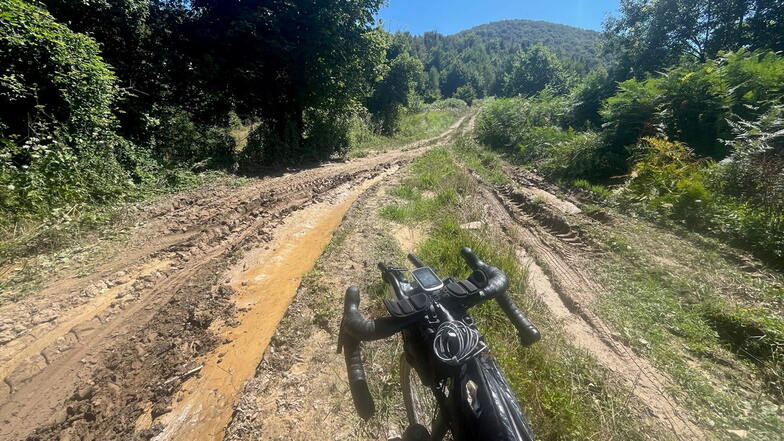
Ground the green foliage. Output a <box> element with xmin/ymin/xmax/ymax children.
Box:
<box><xmin>368</xmin><ymin>52</ymin><xmax>424</xmax><ymax>135</ymax></box>
<box><xmin>622</xmin><ymin>138</ymin><xmax>714</xmax><ymax>227</ymax></box>
<box><xmin>476</xmin><ymin>96</ymin><xmax>613</xmax><ymax>180</ymax></box>
<box><xmin>605</xmin><ymin>0</ymin><xmax>784</xmax><ymax>76</ymax></box>
<box><xmin>0</xmin><ymin>0</ymin><xmax>129</xmax><ymax>219</ymax></box>
<box><xmin>568</xmin><ymin>68</ymin><xmax>616</xmax><ymax>128</ymax></box>
<box><xmin>503</xmin><ymin>45</ymin><xmax>570</xmax><ymax>97</ymax></box>
<box><xmin>601</xmin><ymin>77</ymin><xmax>661</xmax><ymax>154</ymax></box>
<box><xmin>140</xmin><ymin>105</ymin><xmax>234</xmax><ymax>166</ymax></box>
<box><xmin>620</xmin><ymin>138</ymin><xmax>784</xmax><ymax>266</ymax></box>
<box><xmin>720</xmin><ymin>49</ymin><xmax>784</xmax><ymax>121</ymax></box>
<box><xmin>720</xmin><ymin>104</ymin><xmax>784</xmax><ymax>212</ymax></box>
<box><xmin>0</xmin><ymin>0</ymin><xmax>119</xmax><ymax>140</ymax></box>
<box><xmin>453</xmin><ymin>84</ymin><xmax>476</xmax><ymax>106</ymax></box>
<box><xmin>537</xmin><ymin>130</ymin><xmax>608</xmax><ymax>180</ymax></box>
<box><xmin>424</xmin><ymin>98</ymin><xmax>468</xmax><ymax>112</ymax></box>
<box><xmin>475</xmin><ymin>96</ymin><xmax>570</xmax><ymax>152</ymax></box>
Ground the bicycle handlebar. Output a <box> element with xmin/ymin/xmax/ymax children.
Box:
<box><xmin>338</xmin><ymin>248</ymin><xmax>540</xmax><ymax>419</ymax></box>
<box><xmin>460</xmin><ymin>247</ymin><xmax>540</xmax><ymax>346</ymax></box>
<box><xmin>338</xmin><ymin>286</ymin><xmax>425</xmax><ymax>419</ymax></box>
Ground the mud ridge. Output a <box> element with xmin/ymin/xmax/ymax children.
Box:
<box><xmin>0</xmin><ymin>110</ymin><xmax>476</xmax><ymax>441</ymax></box>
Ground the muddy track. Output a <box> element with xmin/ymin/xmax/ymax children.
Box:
<box><xmin>469</xmin><ymin>169</ymin><xmax>710</xmax><ymax>441</ymax></box>
<box><xmin>0</xmin><ymin>112</ymin><xmax>475</xmax><ymax>441</ymax></box>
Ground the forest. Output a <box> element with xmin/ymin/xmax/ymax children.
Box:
<box><xmin>0</xmin><ymin>1</ymin><xmax>602</xmax><ymax>231</ymax></box>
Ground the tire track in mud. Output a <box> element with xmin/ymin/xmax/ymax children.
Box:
<box><xmin>0</xmin><ymin>111</ymin><xmax>474</xmax><ymax>441</ymax></box>
<box><xmin>471</xmin><ymin>170</ymin><xmax>710</xmax><ymax>441</ymax></box>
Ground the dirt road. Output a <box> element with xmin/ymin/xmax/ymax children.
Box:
<box><xmin>0</xmin><ymin>112</ymin><xmax>475</xmax><ymax>441</ymax></box>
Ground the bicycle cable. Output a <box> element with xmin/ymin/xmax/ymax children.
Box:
<box><xmin>433</xmin><ymin>320</ymin><xmax>487</xmax><ymax>366</ymax></box>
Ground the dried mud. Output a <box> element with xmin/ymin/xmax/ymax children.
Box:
<box><xmin>0</xmin><ymin>112</ymin><xmax>473</xmax><ymax>441</ymax></box>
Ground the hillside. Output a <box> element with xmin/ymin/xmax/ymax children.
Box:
<box><xmin>457</xmin><ymin>19</ymin><xmax>604</xmax><ymax>69</ymax></box>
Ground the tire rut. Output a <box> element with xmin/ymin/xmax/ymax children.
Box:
<box><xmin>470</xmin><ymin>169</ymin><xmax>710</xmax><ymax>441</ymax></box>
<box><xmin>0</xmin><ymin>111</ymin><xmax>475</xmax><ymax>441</ymax></box>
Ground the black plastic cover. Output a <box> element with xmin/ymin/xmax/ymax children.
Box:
<box><xmin>383</xmin><ymin>293</ymin><xmax>431</xmax><ymax>317</ymax></box>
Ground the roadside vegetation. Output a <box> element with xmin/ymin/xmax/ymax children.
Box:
<box><xmin>587</xmin><ymin>218</ymin><xmax>784</xmax><ymax>440</ymax></box>
<box><xmin>475</xmin><ymin>50</ymin><xmax>784</xmax><ymax>268</ymax></box>
<box><xmin>379</xmin><ymin>147</ymin><xmax>660</xmax><ymax>441</ymax></box>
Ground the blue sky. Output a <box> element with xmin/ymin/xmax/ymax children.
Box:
<box><xmin>378</xmin><ymin>0</ymin><xmax>620</xmax><ymax>34</ymax></box>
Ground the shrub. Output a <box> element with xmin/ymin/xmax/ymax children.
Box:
<box><xmin>537</xmin><ymin>130</ymin><xmax>609</xmax><ymax>181</ymax></box>
<box><xmin>140</xmin><ymin>105</ymin><xmax>235</xmax><ymax>166</ymax></box>
<box><xmin>568</xmin><ymin>68</ymin><xmax>616</xmax><ymax>128</ymax></box>
<box><xmin>454</xmin><ymin>84</ymin><xmax>476</xmax><ymax>106</ymax></box>
<box><xmin>475</xmin><ymin>94</ymin><xmax>572</xmax><ymax>152</ymax></box>
<box><xmin>656</xmin><ymin>61</ymin><xmax>730</xmax><ymax>158</ymax></box>
<box><xmin>720</xmin><ymin>104</ymin><xmax>784</xmax><ymax>213</ymax></box>
<box><xmin>601</xmin><ymin>78</ymin><xmax>661</xmax><ymax>153</ymax></box>
<box><xmin>720</xmin><ymin>49</ymin><xmax>784</xmax><ymax>122</ymax></box>
<box><xmin>475</xmin><ymin>98</ymin><xmax>529</xmax><ymax>151</ymax></box>
<box><xmin>0</xmin><ymin>0</ymin><xmax>131</xmax><ymax>220</ymax></box>
<box><xmin>620</xmin><ymin>137</ymin><xmax>784</xmax><ymax>266</ymax></box>
<box><xmin>425</xmin><ymin>98</ymin><xmax>468</xmax><ymax>112</ymax></box>
<box><xmin>0</xmin><ymin>0</ymin><xmax>119</xmax><ymax>141</ymax></box>
<box><xmin>622</xmin><ymin>138</ymin><xmax>713</xmax><ymax>228</ymax></box>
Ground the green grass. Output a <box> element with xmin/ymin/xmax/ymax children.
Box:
<box><xmin>348</xmin><ymin>110</ymin><xmax>462</xmax><ymax>158</ymax></box>
<box><xmin>571</xmin><ymin>179</ymin><xmax>612</xmax><ymax>199</ymax></box>
<box><xmin>379</xmin><ymin>147</ymin><xmax>472</xmax><ymax>223</ymax></box>
<box><xmin>589</xmin><ymin>224</ymin><xmax>784</xmax><ymax>441</ymax></box>
<box><xmin>452</xmin><ymin>135</ymin><xmax>512</xmax><ymax>185</ymax></box>
<box><xmin>379</xmin><ymin>147</ymin><xmax>659</xmax><ymax>441</ymax></box>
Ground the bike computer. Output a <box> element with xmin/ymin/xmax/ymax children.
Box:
<box><xmin>411</xmin><ymin>267</ymin><xmax>444</xmax><ymax>292</ymax></box>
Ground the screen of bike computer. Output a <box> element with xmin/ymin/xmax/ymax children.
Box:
<box><xmin>411</xmin><ymin>267</ymin><xmax>443</xmax><ymax>291</ymax></box>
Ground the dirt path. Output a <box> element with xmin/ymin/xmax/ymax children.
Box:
<box><xmin>471</xmin><ymin>170</ymin><xmax>710</xmax><ymax>441</ymax></box>
<box><xmin>0</xmin><ymin>112</ymin><xmax>474</xmax><ymax>441</ymax></box>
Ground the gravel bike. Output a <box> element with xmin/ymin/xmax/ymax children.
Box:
<box><xmin>337</xmin><ymin>247</ymin><xmax>541</xmax><ymax>441</ymax></box>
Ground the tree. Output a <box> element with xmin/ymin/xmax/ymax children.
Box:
<box><xmin>368</xmin><ymin>52</ymin><xmax>423</xmax><ymax>134</ymax></box>
<box><xmin>503</xmin><ymin>45</ymin><xmax>570</xmax><ymax>97</ymax></box>
<box><xmin>190</xmin><ymin>0</ymin><xmax>385</xmax><ymax>162</ymax></box>
<box><xmin>454</xmin><ymin>84</ymin><xmax>476</xmax><ymax>106</ymax></box>
<box><xmin>423</xmin><ymin>66</ymin><xmax>441</xmax><ymax>102</ymax></box>
<box><xmin>605</xmin><ymin>0</ymin><xmax>784</xmax><ymax>77</ymax></box>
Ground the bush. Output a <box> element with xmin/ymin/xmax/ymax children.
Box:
<box><xmin>475</xmin><ymin>94</ymin><xmax>572</xmax><ymax>152</ymax></box>
<box><xmin>721</xmin><ymin>50</ymin><xmax>784</xmax><ymax>122</ymax></box>
<box><xmin>620</xmin><ymin>138</ymin><xmax>784</xmax><ymax>266</ymax></box>
<box><xmin>568</xmin><ymin>68</ymin><xmax>616</xmax><ymax>128</ymax></box>
<box><xmin>537</xmin><ymin>130</ymin><xmax>609</xmax><ymax>181</ymax></box>
<box><xmin>242</xmin><ymin>108</ymin><xmax>357</xmax><ymax>165</ymax></box>
<box><xmin>454</xmin><ymin>84</ymin><xmax>476</xmax><ymax>106</ymax></box>
<box><xmin>601</xmin><ymin>78</ymin><xmax>661</xmax><ymax>153</ymax></box>
<box><xmin>621</xmin><ymin>138</ymin><xmax>713</xmax><ymax>228</ymax></box>
<box><xmin>656</xmin><ymin>61</ymin><xmax>730</xmax><ymax>158</ymax></box>
<box><xmin>425</xmin><ymin>98</ymin><xmax>468</xmax><ymax>112</ymax></box>
<box><xmin>140</xmin><ymin>105</ymin><xmax>235</xmax><ymax>166</ymax></box>
<box><xmin>0</xmin><ymin>0</ymin><xmax>119</xmax><ymax>140</ymax></box>
<box><xmin>0</xmin><ymin>0</ymin><xmax>131</xmax><ymax>220</ymax></box>
<box><xmin>720</xmin><ymin>104</ymin><xmax>784</xmax><ymax>213</ymax></box>
<box><xmin>475</xmin><ymin>98</ymin><xmax>529</xmax><ymax>151</ymax></box>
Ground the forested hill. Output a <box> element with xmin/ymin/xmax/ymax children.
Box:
<box><xmin>395</xmin><ymin>19</ymin><xmax>603</xmax><ymax>101</ymax></box>
<box><xmin>457</xmin><ymin>19</ymin><xmax>603</xmax><ymax>69</ymax></box>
